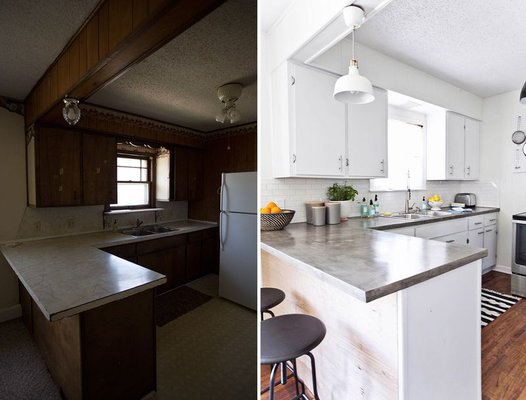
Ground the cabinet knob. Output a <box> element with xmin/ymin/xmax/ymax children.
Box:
<box><xmin>338</xmin><ymin>156</ymin><xmax>343</xmax><ymax>171</ymax></box>
<box><xmin>59</xmin><ymin>168</ymin><xmax>64</xmax><ymax>176</ymax></box>
<box><xmin>96</xmin><ymin>167</ymin><xmax>101</xmax><ymax>174</ymax></box>
<box><xmin>466</xmin><ymin>166</ymin><xmax>471</xmax><ymax>175</ymax></box>
<box><xmin>380</xmin><ymin>159</ymin><xmax>385</xmax><ymax>173</ymax></box>
<box><xmin>449</xmin><ymin>165</ymin><xmax>454</xmax><ymax>175</ymax></box>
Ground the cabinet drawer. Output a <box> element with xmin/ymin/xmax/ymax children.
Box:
<box><xmin>467</xmin><ymin>215</ymin><xmax>484</xmax><ymax>231</ymax></box>
<box><xmin>433</xmin><ymin>231</ymin><xmax>468</xmax><ymax>245</ymax></box>
<box><xmin>187</xmin><ymin>231</ymin><xmax>203</xmax><ymax>243</ymax></box>
<box><xmin>385</xmin><ymin>226</ymin><xmax>415</xmax><ymax>237</ymax></box>
<box><xmin>415</xmin><ymin>219</ymin><xmax>468</xmax><ymax>239</ymax></box>
<box><xmin>137</xmin><ymin>234</ymin><xmax>187</xmax><ymax>255</ymax></box>
<box><xmin>484</xmin><ymin>213</ymin><xmax>498</xmax><ymax>227</ymax></box>
<box><xmin>103</xmin><ymin>243</ymin><xmax>137</xmax><ymax>262</ymax></box>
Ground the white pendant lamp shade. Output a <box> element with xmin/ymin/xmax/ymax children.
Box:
<box><xmin>333</xmin><ymin>5</ymin><xmax>374</xmax><ymax>104</ymax></box>
<box><xmin>334</xmin><ymin>63</ymin><xmax>374</xmax><ymax>104</ymax></box>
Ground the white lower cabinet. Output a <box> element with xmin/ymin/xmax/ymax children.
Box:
<box><xmin>483</xmin><ymin>225</ymin><xmax>497</xmax><ymax>270</ymax></box>
<box><xmin>433</xmin><ymin>231</ymin><xmax>468</xmax><ymax>245</ymax></box>
<box><xmin>468</xmin><ymin>228</ymin><xmax>485</xmax><ymax>249</ymax></box>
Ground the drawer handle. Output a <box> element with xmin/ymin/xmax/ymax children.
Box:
<box><xmin>485</xmin><ymin>229</ymin><xmax>493</xmax><ymax>233</ymax></box>
<box><xmin>446</xmin><ymin>239</ymin><xmax>455</xmax><ymax>243</ymax></box>
<box><xmin>474</xmin><ymin>222</ymin><xmax>482</xmax><ymax>225</ymax></box>
<box><xmin>489</xmin><ymin>219</ymin><xmax>496</xmax><ymax>222</ymax></box>
<box><xmin>478</xmin><ymin>231</ymin><xmax>484</xmax><ymax>235</ymax></box>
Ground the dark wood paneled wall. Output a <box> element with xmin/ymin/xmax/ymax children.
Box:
<box><xmin>189</xmin><ymin>126</ymin><xmax>257</xmax><ymax>222</ymax></box>
<box><xmin>24</xmin><ymin>0</ymin><xmax>224</xmax><ymax>127</ymax></box>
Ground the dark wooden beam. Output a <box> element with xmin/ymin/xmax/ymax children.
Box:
<box><xmin>24</xmin><ymin>0</ymin><xmax>225</xmax><ymax>127</ymax></box>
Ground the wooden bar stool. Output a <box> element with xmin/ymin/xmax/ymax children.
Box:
<box><xmin>261</xmin><ymin>314</ymin><xmax>326</xmax><ymax>400</ymax></box>
<box><xmin>261</xmin><ymin>287</ymin><xmax>286</xmax><ymax>320</ymax></box>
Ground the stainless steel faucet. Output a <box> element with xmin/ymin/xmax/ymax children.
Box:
<box><xmin>405</xmin><ymin>188</ymin><xmax>412</xmax><ymax>213</ymax></box>
<box><xmin>136</xmin><ymin>218</ymin><xmax>144</xmax><ymax>228</ymax></box>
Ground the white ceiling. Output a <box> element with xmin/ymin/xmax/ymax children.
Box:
<box><xmin>356</xmin><ymin>0</ymin><xmax>526</xmax><ymax>98</ymax></box>
<box><xmin>89</xmin><ymin>0</ymin><xmax>257</xmax><ymax>133</ymax></box>
<box><xmin>259</xmin><ymin>0</ymin><xmax>294</xmax><ymax>33</ymax></box>
<box><xmin>0</xmin><ymin>0</ymin><xmax>100</xmax><ymax>100</ymax></box>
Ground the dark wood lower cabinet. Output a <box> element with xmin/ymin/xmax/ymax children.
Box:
<box><xmin>103</xmin><ymin>228</ymin><xmax>219</xmax><ymax>290</ymax></box>
<box><xmin>21</xmin><ymin>282</ymin><xmax>155</xmax><ymax>400</ymax></box>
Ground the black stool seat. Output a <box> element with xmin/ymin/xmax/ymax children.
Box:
<box><xmin>261</xmin><ymin>314</ymin><xmax>326</xmax><ymax>365</ymax></box>
<box><xmin>261</xmin><ymin>287</ymin><xmax>286</xmax><ymax>312</ymax></box>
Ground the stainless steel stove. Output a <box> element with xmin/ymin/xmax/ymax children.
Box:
<box><xmin>512</xmin><ymin>212</ymin><xmax>526</xmax><ymax>297</ymax></box>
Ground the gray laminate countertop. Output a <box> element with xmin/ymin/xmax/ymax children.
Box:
<box><xmin>261</xmin><ymin>207</ymin><xmax>499</xmax><ymax>302</ymax></box>
<box><xmin>0</xmin><ymin>220</ymin><xmax>217</xmax><ymax>321</ymax></box>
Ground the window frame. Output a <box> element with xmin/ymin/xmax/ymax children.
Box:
<box><xmin>110</xmin><ymin>153</ymin><xmax>154</xmax><ymax>210</ymax></box>
<box><xmin>370</xmin><ymin>106</ymin><xmax>427</xmax><ymax>192</ymax></box>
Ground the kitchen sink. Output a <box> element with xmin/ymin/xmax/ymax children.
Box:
<box><xmin>120</xmin><ymin>225</ymin><xmax>179</xmax><ymax>236</ymax></box>
<box><xmin>390</xmin><ymin>213</ymin><xmax>428</xmax><ymax>220</ymax></box>
<box><xmin>424</xmin><ymin>210</ymin><xmax>452</xmax><ymax>217</ymax></box>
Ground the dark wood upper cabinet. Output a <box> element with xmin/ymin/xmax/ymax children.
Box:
<box><xmin>175</xmin><ymin>146</ymin><xmax>203</xmax><ymax>201</ymax></box>
<box><xmin>83</xmin><ymin>133</ymin><xmax>117</xmax><ymax>205</ymax></box>
<box><xmin>28</xmin><ymin>126</ymin><xmax>82</xmax><ymax>207</ymax></box>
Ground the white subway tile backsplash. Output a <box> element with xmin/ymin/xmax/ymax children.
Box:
<box><xmin>262</xmin><ymin>177</ymin><xmax>500</xmax><ymax>223</ymax></box>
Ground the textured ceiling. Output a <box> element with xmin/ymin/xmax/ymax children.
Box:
<box><xmin>0</xmin><ymin>0</ymin><xmax>100</xmax><ymax>100</ymax></box>
<box><xmin>356</xmin><ymin>0</ymin><xmax>526</xmax><ymax>98</ymax></box>
<box><xmin>89</xmin><ymin>0</ymin><xmax>256</xmax><ymax>133</ymax></box>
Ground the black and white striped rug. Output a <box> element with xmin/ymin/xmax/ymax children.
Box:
<box><xmin>481</xmin><ymin>288</ymin><xmax>520</xmax><ymax>327</ymax></box>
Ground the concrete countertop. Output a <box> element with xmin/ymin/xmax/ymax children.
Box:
<box><xmin>261</xmin><ymin>207</ymin><xmax>499</xmax><ymax>303</ymax></box>
<box><xmin>0</xmin><ymin>220</ymin><xmax>217</xmax><ymax>322</ymax></box>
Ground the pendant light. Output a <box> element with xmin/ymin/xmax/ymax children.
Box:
<box><xmin>333</xmin><ymin>6</ymin><xmax>374</xmax><ymax>104</ymax></box>
<box><xmin>520</xmin><ymin>82</ymin><xmax>526</xmax><ymax>104</ymax></box>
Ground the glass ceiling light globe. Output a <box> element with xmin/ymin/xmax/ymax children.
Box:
<box><xmin>227</xmin><ymin>107</ymin><xmax>240</xmax><ymax>123</ymax></box>
<box><xmin>62</xmin><ymin>98</ymin><xmax>81</xmax><ymax>125</ymax></box>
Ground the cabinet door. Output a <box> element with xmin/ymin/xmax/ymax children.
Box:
<box><xmin>202</xmin><ymin>228</ymin><xmax>219</xmax><ymax>275</ymax></box>
<box><xmin>483</xmin><ymin>227</ymin><xmax>497</xmax><ymax>270</ymax></box>
<box><xmin>347</xmin><ymin>87</ymin><xmax>388</xmax><ymax>177</ymax></box>
<box><xmin>37</xmin><ymin>127</ymin><xmax>82</xmax><ymax>206</ymax></box>
<box><xmin>293</xmin><ymin>64</ymin><xmax>346</xmax><ymax>176</ymax></box>
<box><xmin>137</xmin><ymin>250</ymin><xmax>172</xmax><ymax>294</ymax></box>
<box><xmin>446</xmin><ymin>112</ymin><xmax>465</xmax><ymax>180</ymax></box>
<box><xmin>172</xmin><ymin>240</ymin><xmax>187</xmax><ymax>287</ymax></box>
<box><xmin>464</xmin><ymin>118</ymin><xmax>480</xmax><ymax>180</ymax></box>
<box><xmin>186</xmin><ymin>231</ymin><xmax>203</xmax><ymax>282</ymax></box>
<box><xmin>103</xmin><ymin>243</ymin><xmax>137</xmax><ymax>263</ymax></box>
<box><xmin>187</xmin><ymin>148</ymin><xmax>203</xmax><ymax>201</ymax></box>
<box><xmin>174</xmin><ymin>146</ymin><xmax>188</xmax><ymax>200</ymax></box>
<box><xmin>83</xmin><ymin>133</ymin><xmax>117</xmax><ymax>205</ymax></box>
<box><xmin>468</xmin><ymin>228</ymin><xmax>484</xmax><ymax>248</ymax></box>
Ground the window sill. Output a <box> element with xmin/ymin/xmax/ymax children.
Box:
<box><xmin>104</xmin><ymin>207</ymin><xmax>164</xmax><ymax>215</ymax></box>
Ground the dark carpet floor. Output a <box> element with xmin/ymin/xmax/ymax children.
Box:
<box><xmin>0</xmin><ymin>318</ymin><xmax>61</xmax><ymax>400</ymax></box>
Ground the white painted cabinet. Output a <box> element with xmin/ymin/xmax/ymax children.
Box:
<box><xmin>270</xmin><ymin>61</ymin><xmax>388</xmax><ymax>179</ymax></box>
<box><xmin>464</xmin><ymin>118</ymin><xmax>480</xmax><ymax>179</ymax></box>
<box><xmin>434</xmin><ymin>230</ymin><xmax>468</xmax><ymax>245</ymax></box>
<box><xmin>468</xmin><ymin>228</ymin><xmax>484</xmax><ymax>248</ymax></box>
<box><xmin>347</xmin><ymin>87</ymin><xmax>388</xmax><ymax>177</ymax></box>
<box><xmin>427</xmin><ymin>111</ymin><xmax>480</xmax><ymax>180</ymax></box>
<box><xmin>271</xmin><ymin>62</ymin><xmax>346</xmax><ymax>177</ymax></box>
<box><xmin>482</xmin><ymin>213</ymin><xmax>498</xmax><ymax>271</ymax></box>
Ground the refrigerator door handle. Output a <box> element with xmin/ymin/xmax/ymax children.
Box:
<box><xmin>219</xmin><ymin>174</ymin><xmax>226</xmax><ymax>212</ymax></box>
<box><xmin>219</xmin><ymin>210</ymin><xmax>226</xmax><ymax>251</ymax></box>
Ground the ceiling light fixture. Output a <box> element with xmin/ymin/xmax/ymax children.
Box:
<box><xmin>520</xmin><ymin>82</ymin><xmax>526</xmax><ymax>104</ymax></box>
<box><xmin>333</xmin><ymin>5</ymin><xmax>375</xmax><ymax>104</ymax></box>
<box><xmin>215</xmin><ymin>83</ymin><xmax>242</xmax><ymax>124</ymax></box>
<box><xmin>62</xmin><ymin>97</ymin><xmax>81</xmax><ymax>125</ymax></box>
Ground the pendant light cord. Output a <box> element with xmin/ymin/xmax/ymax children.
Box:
<box><xmin>351</xmin><ymin>27</ymin><xmax>358</xmax><ymax>67</ymax></box>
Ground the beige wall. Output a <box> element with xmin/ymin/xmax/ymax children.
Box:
<box><xmin>0</xmin><ymin>108</ymin><xmax>26</xmax><ymax>311</ymax></box>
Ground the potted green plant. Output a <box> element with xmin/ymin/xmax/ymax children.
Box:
<box><xmin>327</xmin><ymin>182</ymin><xmax>358</xmax><ymax>220</ymax></box>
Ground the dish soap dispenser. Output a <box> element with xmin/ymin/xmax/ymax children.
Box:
<box><xmin>360</xmin><ymin>197</ymin><xmax>368</xmax><ymax>217</ymax></box>
<box><xmin>421</xmin><ymin>196</ymin><xmax>428</xmax><ymax>211</ymax></box>
<box><xmin>374</xmin><ymin>194</ymin><xmax>380</xmax><ymax>215</ymax></box>
<box><xmin>368</xmin><ymin>199</ymin><xmax>376</xmax><ymax>218</ymax></box>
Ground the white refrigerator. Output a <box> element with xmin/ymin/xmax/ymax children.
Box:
<box><xmin>218</xmin><ymin>171</ymin><xmax>257</xmax><ymax>310</ymax></box>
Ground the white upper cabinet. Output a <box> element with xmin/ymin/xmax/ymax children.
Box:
<box><xmin>347</xmin><ymin>87</ymin><xmax>388</xmax><ymax>178</ymax></box>
<box><xmin>270</xmin><ymin>61</ymin><xmax>387</xmax><ymax>179</ymax></box>
<box><xmin>427</xmin><ymin>111</ymin><xmax>480</xmax><ymax>180</ymax></box>
<box><xmin>464</xmin><ymin>117</ymin><xmax>480</xmax><ymax>180</ymax></box>
<box><xmin>271</xmin><ymin>62</ymin><xmax>346</xmax><ymax>177</ymax></box>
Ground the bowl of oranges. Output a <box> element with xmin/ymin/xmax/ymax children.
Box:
<box><xmin>260</xmin><ymin>202</ymin><xmax>295</xmax><ymax>231</ymax></box>
<box><xmin>428</xmin><ymin>194</ymin><xmax>444</xmax><ymax>211</ymax></box>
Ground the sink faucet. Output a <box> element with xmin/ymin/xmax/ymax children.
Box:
<box><xmin>136</xmin><ymin>218</ymin><xmax>144</xmax><ymax>228</ymax></box>
<box><xmin>405</xmin><ymin>188</ymin><xmax>412</xmax><ymax>213</ymax></box>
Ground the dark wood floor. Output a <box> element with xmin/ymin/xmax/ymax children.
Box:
<box><xmin>482</xmin><ymin>271</ymin><xmax>526</xmax><ymax>400</ymax></box>
<box><xmin>260</xmin><ymin>364</ymin><xmax>314</xmax><ymax>400</ymax></box>
<box><xmin>261</xmin><ymin>271</ymin><xmax>525</xmax><ymax>400</ymax></box>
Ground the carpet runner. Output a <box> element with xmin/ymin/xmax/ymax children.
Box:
<box><xmin>481</xmin><ymin>288</ymin><xmax>520</xmax><ymax>327</ymax></box>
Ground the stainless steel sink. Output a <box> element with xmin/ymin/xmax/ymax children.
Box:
<box><xmin>120</xmin><ymin>225</ymin><xmax>179</xmax><ymax>236</ymax></box>
<box><xmin>390</xmin><ymin>213</ymin><xmax>428</xmax><ymax>220</ymax></box>
<box><xmin>424</xmin><ymin>210</ymin><xmax>452</xmax><ymax>217</ymax></box>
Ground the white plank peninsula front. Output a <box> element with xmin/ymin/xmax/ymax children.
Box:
<box><xmin>261</xmin><ymin>219</ymin><xmax>487</xmax><ymax>400</ymax></box>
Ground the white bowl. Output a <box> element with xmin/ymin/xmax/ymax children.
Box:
<box><xmin>428</xmin><ymin>200</ymin><xmax>444</xmax><ymax>211</ymax></box>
